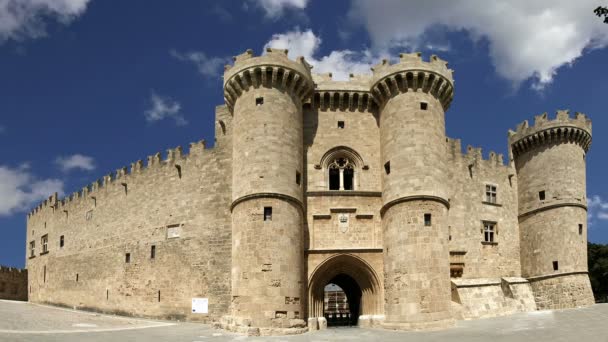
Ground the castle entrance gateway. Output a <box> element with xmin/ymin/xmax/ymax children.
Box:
<box><xmin>308</xmin><ymin>254</ymin><xmax>383</xmax><ymax>329</ymax></box>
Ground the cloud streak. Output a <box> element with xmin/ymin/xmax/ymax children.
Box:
<box><xmin>250</xmin><ymin>0</ymin><xmax>308</xmax><ymax>18</ymax></box>
<box><xmin>144</xmin><ymin>91</ymin><xmax>187</xmax><ymax>126</ymax></box>
<box><xmin>170</xmin><ymin>49</ymin><xmax>229</xmax><ymax>79</ymax></box>
<box><xmin>263</xmin><ymin>28</ymin><xmax>377</xmax><ymax>81</ymax></box>
<box><xmin>0</xmin><ymin>164</ymin><xmax>63</xmax><ymax>216</ymax></box>
<box><xmin>348</xmin><ymin>0</ymin><xmax>608</xmax><ymax>89</ymax></box>
<box><xmin>0</xmin><ymin>0</ymin><xmax>91</xmax><ymax>43</ymax></box>
<box><xmin>55</xmin><ymin>154</ymin><xmax>95</xmax><ymax>172</ymax></box>
<box><xmin>588</xmin><ymin>195</ymin><xmax>608</xmax><ymax>227</ymax></box>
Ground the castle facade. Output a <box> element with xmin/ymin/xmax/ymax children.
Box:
<box><xmin>25</xmin><ymin>49</ymin><xmax>595</xmax><ymax>335</ymax></box>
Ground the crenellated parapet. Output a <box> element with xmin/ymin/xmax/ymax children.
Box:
<box><xmin>370</xmin><ymin>52</ymin><xmax>454</xmax><ymax>109</ymax></box>
<box><xmin>223</xmin><ymin>48</ymin><xmax>314</xmax><ymax>112</ymax></box>
<box><xmin>310</xmin><ymin>73</ymin><xmax>377</xmax><ymax>112</ymax></box>
<box><xmin>446</xmin><ymin>138</ymin><xmax>506</xmax><ymax>169</ymax></box>
<box><xmin>509</xmin><ymin>110</ymin><xmax>592</xmax><ymax>158</ymax></box>
<box><xmin>27</xmin><ymin>139</ymin><xmax>213</xmax><ymax>220</ymax></box>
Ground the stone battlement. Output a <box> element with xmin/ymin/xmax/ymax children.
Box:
<box><xmin>370</xmin><ymin>53</ymin><xmax>455</xmax><ymax>109</ymax></box>
<box><xmin>223</xmin><ymin>48</ymin><xmax>315</xmax><ymax>112</ymax></box>
<box><xmin>447</xmin><ymin>137</ymin><xmax>506</xmax><ymax>168</ymax></box>
<box><xmin>508</xmin><ymin>110</ymin><xmax>592</xmax><ymax>158</ymax></box>
<box><xmin>0</xmin><ymin>266</ymin><xmax>27</xmax><ymax>275</ymax></box>
<box><xmin>27</xmin><ymin>139</ymin><xmax>212</xmax><ymax>220</ymax></box>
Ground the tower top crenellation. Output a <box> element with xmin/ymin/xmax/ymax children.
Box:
<box><xmin>508</xmin><ymin>110</ymin><xmax>592</xmax><ymax>158</ymax></box>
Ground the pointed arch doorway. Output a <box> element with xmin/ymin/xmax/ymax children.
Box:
<box><xmin>308</xmin><ymin>254</ymin><xmax>382</xmax><ymax>327</ymax></box>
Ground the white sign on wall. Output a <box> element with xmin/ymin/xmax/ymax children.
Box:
<box><xmin>192</xmin><ymin>297</ymin><xmax>209</xmax><ymax>314</ymax></box>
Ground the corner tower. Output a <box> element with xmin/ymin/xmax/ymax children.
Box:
<box><xmin>510</xmin><ymin>110</ymin><xmax>595</xmax><ymax>309</ymax></box>
<box><xmin>372</xmin><ymin>53</ymin><xmax>455</xmax><ymax>329</ymax></box>
<box><xmin>222</xmin><ymin>48</ymin><xmax>314</xmax><ymax>334</ymax></box>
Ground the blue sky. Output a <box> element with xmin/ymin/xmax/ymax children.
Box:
<box><xmin>1</xmin><ymin>0</ymin><xmax>608</xmax><ymax>268</ymax></box>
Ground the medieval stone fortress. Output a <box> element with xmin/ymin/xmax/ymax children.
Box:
<box><xmin>22</xmin><ymin>48</ymin><xmax>595</xmax><ymax>336</ymax></box>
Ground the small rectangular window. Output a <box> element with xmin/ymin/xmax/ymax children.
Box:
<box><xmin>424</xmin><ymin>213</ymin><xmax>432</xmax><ymax>226</ymax></box>
<box><xmin>125</xmin><ymin>253</ymin><xmax>131</xmax><ymax>263</ymax></box>
<box><xmin>553</xmin><ymin>261</ymin><xmax>559</xmax><ymax>271</ymax></box>
<box><xmin>151</xmin><ymin>245</ymin><xmax>156</xmax><ymax>259</ymax></box>
<box><xmin>485</xmin><ymin>184</ymin><xmax>497</xmax><ymax>203</ymax></box>
<box><xmin>483</xmin><ymin>222</ymin><xmax>496</xmax><ymax>242</ymax></box>
<box><xmin>337</xmin><ymin>121</ymin><xmax>345</xmax><ymax>129</ymax></box>
<box><xmin>29</xmin><ymin>241</ymin><xmax>35</xmax><ymax>258</ymax></box>
<box><xmin>539</xmin><ymin>191</ymin><xmax>546</xmax><ymax>200</ymax></box>
<box><xmin>256</xmin><ymin>97</ymin><xmax>264</xmax><ymax>106</ymax></box>
<box><xmin>420</xmin><ymin>102</ymin><xmax>428</xmax><ymax>110</ymax></box>
<box><xmin>384</xmin><ymin>161</ymin><xmax>391</xmax><ymax>175</ymax></box>
<box><xmin>296</xmin><ymin>171</ymin><xmax>301</xmax><ymax>185</ymax></box>
<box><xmin>85</xmin><ymin>210</ymin><xmax>93</xmax><ymax>221</ymax></box>
<box><xmin>41</xmin><ymin>234</ymin><xmax>48</xmax><ymax>253</ymax></box>
<box><xmin>76</xmin><ymin>273</ymin><xmax>79</xmax><ymax>282</ymax></box>
<box><xmin>60</xmin><ymin>235</ymin><xmax>64</xmax><ymax>248</ymax></box>
<box><xmin>579</xmin><ymin>224</ymin><xmax>583</xmax><ymax>235</ymax></box>
<box><xmin>264</xmin><ymin>207</ymin><xmax>272</xmax><ymax>221</ymax></box>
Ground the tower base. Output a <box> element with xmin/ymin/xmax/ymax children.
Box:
<box><xmin>217</xmin><ymin>315</ymin><xmax>308</xmax><ymax>336</ymax></box>
<box><xmin>527</xmin><ymin>272</ymin><xmax>595</xmax><ymax>310</ymax></box>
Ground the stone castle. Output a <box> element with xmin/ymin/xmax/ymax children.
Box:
<box><xmin>25</xmin><ymin>48</ymin><xmax>595</xmax><ymax>335</ymax></box>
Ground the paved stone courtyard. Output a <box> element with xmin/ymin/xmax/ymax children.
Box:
<box><xmin>1</xmin><ymin>300</ymin><xmax>608</xmax><ymax>341</ymax></box>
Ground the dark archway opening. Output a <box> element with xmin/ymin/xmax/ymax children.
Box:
<box><xmin>323</xmin><ymin>274</ymin><xmax>361</xmax><ymax>327</ymax></box>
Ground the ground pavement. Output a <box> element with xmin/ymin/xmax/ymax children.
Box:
<box><xmin>1</xmin><ymin>300</ymin><xmax>607</xmax><ymax>341</ymax></box>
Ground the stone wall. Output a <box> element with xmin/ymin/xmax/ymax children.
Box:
<box><xmin>446</xmin><ymin>139</ymin><xmax>522</xmax><ymax>279</ymax></box>
<box><xmin>451</xmin><ymin>277</ymin><xmax>536</xmax><ymax>319</ymax></box>
<box><xmin>528</xmin><ymin>273</ymin><xmax>595</xmax><ymax>310</ymax></box>
<box><xmin>25</xmin><ymin>105</ymin><xmax>233</xmax><ymax>322</ymax></box>
<box><xmin>0</xmin><ymin>266</ymin><xmax>27</xmax><ymax>301</ymax></box>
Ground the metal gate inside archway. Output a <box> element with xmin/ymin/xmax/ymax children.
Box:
<box><xmin>308</xmin><ymin>254</ymin><xmax>382</xmax><ymax>327</ymax></box>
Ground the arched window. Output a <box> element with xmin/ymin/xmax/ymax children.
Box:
<box><xmin>320</xmin><ymin>146</ymin><xmax>363</xmax><ymax>191</ymax></box>
<box><xmin>328</xmin><ymin>157</ymin><xmax>355</xmax><ymax>190</ymax></box>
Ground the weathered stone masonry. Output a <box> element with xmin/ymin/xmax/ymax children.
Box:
<box><xmin>25</xmin><ymin>48</ymin><xmax>595</xmax><ymax>335</ymax></box>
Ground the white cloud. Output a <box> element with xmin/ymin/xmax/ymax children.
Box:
<box><xmin>0</xmin><ymin>0</ymin><xmax>90</xmax><ymax>43</ymax></box>
<box><xmin>170</xmin><ymin>49</ymin><xmax>228</xmax><ymax>79</ymax></box>
<box><xmin>0</xmin><ymin>164</ymin><xmax>63</xmax><ymax>216</ymax></box>
<box><xmin>348</xmin><ymin>0</ymin><xmax>608</xmax><ymax>89</ymax></box>
<box><xmin>588</xmin><ymin>195</ymin><xmax>608</xmax><ymax>226</ymax></box>
<box><xmin>263</xmin><ymin>28</ymin><xmax>377</xmax><ymax>81</ymax></box>
<box><xmin>251</xmin><ymin>0</ymin><xmax>308</xmax><ymax>18</ymax></box>
<box><xmin>144</xmin><ymin>92</ymin><xmax>187</xmax><ymax>126</ymax></box>
<box><xmin>55</xmin><ymin>154</ymin><xmax>95</xmax><ymax>172</ymax></box>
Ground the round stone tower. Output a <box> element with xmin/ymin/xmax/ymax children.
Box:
<box><xmin>510</xmin><ymin>110</ymin><xmax>595</xmax><ymax>309</ymax></box>
<box><xmin>222</xmin><ymin>48</ymin><xmax>314</xmax><ymax>334</ymax></box>
<box><xmin>371</xmin><ymin>53</ymin><xmax>455</xmax><ymax>329</ymax></box>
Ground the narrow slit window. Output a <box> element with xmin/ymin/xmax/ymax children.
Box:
<box><xmin>424</xmin><ymin>213</ymin><xmax>432</xmax><ymax>226</ymax></box>
<box><xmin>553</xmin><ymin>261</ymin><xmax>559</xmax><ymax>271</ymax></box>
<box><xmin>579</xmin><ymin>224</ymin><xmax>583</xmax><ymax>235</ymax></box>
<box><xmin>420</xmin><ymin>102</ymin><xmax>428</xmax><ymax>110</ymax></box>
<box><xmin>29</xmin><ymin>241</ymin><xmax>35</xmax><ymax>258</ymax></box>
<box><xmin>60</xmin><ymin>235</ymin><xmax>64</xmax><ymax>248</ymax></box>
<box><xmin>125</xmin><ymin>253</ymin><xmax>131</xmax><ymax>263</ymax></box>
<box><xmin>43</xmin><ymin>265</ymin><xmax>46</xmax><ymax>283</ymax></box>
<box><xmin>539</xmin><ymin>191</ymin><xmax>546</xmax><ymax>201</ymax></box>
<box><xmin>329</xmin><ymin>168</ymin><xmax>340</xmax><ymax>190</ymax></box>
<box><xmin>158</xmin><ymin>290</ymin><xmax>161</xmax><ymax>302</ymax></box>
<box><xmin>151</xmin><ymin>245</ymin><xmax>156</xmax><ymax>259</ymax></box>
<box><xmin>296</xmin><ymin>171</ymin><xmax>301</xmax><ymax>186</ymax></box>
<box><xmin>256</xmin><ymin>97</ymin><xmax>264</xmax><ymax>106</ymax></box>
<box><xmin>337</xmin><ymin>121</ymin><xmax>345</xmax><ymax>129</ymax></box>
<box><xmin>343</xmin><ymin>168</ymin><xmax>354</xmax><ymax>190</ymax></box>
<box><xmin>76</xmin><ymin>273</ymin><xmax>79</xmax><ymax>282</ymax></box>
<box><xmin>264</xmin><ymin>207</ymin><xmax>272</xmax><ymax>221</ymax></box>
<box><xmin>384</xmin><ymin>161</ymin><xmax>391</xmax><ymax>175</ymax></box>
